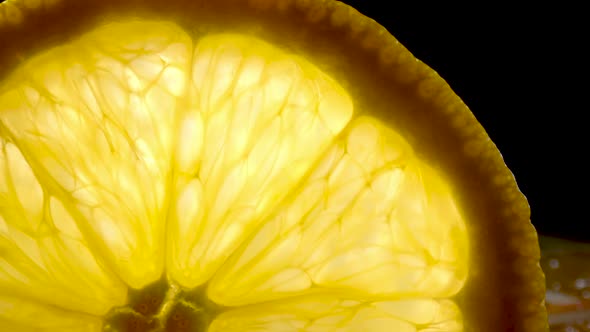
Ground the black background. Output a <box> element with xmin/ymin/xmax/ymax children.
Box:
<box><xmin>340</xmin><ymin>2</ymin><xmax>584</xmax><ymax>241</ymax></box>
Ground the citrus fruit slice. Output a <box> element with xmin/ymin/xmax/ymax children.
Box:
<box><xmin>0</xmin><ymin>0</ymin><xmax>547</xmax><ymax>331</ymax></box>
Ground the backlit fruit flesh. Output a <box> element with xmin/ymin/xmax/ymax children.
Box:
<box><xmin>0</xmin><ymin>0</ymin><xmax>547</xmax><ymax>331</ymax></box>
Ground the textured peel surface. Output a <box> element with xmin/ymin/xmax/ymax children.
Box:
<box><xmin>0</xmin><ymin>20</ymin><xmax>468</xmax><ymax>331</ymax></box>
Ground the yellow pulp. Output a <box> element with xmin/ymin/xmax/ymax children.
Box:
<box><xmin>0</xmin><ymin>20</ymin><xmax>468</xmax><ymax>331</ymax></box>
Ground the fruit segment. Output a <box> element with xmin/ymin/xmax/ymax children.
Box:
<box><xmin>0</xmin><ymin>294</ymin><xmax>102</xmax><ymax>332</ymax></box>
<box><xmin>0</xmin><ymin>138</ymin><xmax>126</xmax><ymax>315</ymax></box>
<box><xmin>0</xmin><ymin>21</ymin><xmax>193</xmax><ymax>289</ymax></box>
<box><xmin>208</xmin><ymin>294</ymin><xmax>462</xmax><ymax>332</ymax></box>
<box><xmin>167</xmin><ymin>34</ymin><xmax>353</xmax><ymax>288</ymax></box>
<box><xmin>208</xmin><ymin>118</ymin><xmax>468</xmax><ymax>305</ymax></box>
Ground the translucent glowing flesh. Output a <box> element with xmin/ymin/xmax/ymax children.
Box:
<box><xmin>0</xmin><ymin>20</ymin><xmax>468</xmax><ymax>331</ymax></box>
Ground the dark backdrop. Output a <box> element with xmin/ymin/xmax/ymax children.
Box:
<box><xmin>340</xmin><ymin>1</ymin><xmax>583</xmax><ymax>241</ymax></box>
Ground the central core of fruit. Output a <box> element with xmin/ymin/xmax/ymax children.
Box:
<box><xmin>0</xmin><ymin>19</ymin><xmax>468</xmax><ymax>331</ymax></box>
<box><xmin>103</xmin><ymin>279</ymin><xmax>221</xmax><ymax>332</ymax></box>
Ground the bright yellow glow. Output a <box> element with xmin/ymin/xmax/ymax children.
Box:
<box><xmin>209</xmin><ymin>295</ymin><xmax>462</xmax><ymax>332</ymax></box>
<box><xmin>0</xmin><ymin>20</ymin><xmax>467</xmax><ymax>331</ymax></box>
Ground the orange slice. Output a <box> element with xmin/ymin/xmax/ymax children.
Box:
<box><xmin>0</xmin><ymin>0</ymin><xmax>547</xmax><ymax>331</ymax></box>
